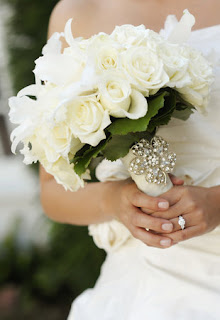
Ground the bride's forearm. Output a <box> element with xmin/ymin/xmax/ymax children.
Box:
<box><xmin>40</xmin><ymin>167</ymin><xmax>116</xmax><ymax>225</ymax></box>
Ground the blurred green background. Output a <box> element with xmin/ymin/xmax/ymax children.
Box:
<box><xmin>0</xmin><ymin>0</ymin><xmax>105</xmax><ymax>319</ymax></box>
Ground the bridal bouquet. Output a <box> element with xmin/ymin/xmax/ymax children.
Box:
<box><xmin>9</xmin><ymin>10</ymin><xmax>213</xmax><ymax>195</ymax></box>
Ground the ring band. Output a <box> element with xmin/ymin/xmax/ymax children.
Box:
<box><xmin>178</xmin><ymin>215</ymin><xmax>186</xmax><ymax>230</ymax></box>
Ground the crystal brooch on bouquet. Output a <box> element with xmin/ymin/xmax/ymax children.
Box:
<box><xmin>129</xmin><ymin>136</ymin><xmax>176</xmax><ymax>185</ymax></box>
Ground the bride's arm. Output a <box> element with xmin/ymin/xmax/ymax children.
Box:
<box><xmin>40</xmin><ymin>0</ymin><xmax>179</xmax><ymax>248</ymax></box>
<box><xmin>40</xmin><ymin>165</ymin><xmax>114</xmax><ymax>225</ymax></box>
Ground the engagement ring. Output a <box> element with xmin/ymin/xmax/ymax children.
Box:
<box><xmin>178</xmin><ymin>215</ymin><xmax>186</xmax><ymax>230</ymax></box>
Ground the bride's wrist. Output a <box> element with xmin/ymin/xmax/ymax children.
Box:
<box><xmin>99</xmin><ymin>180</ymin><xmax>118</xmax><ymax>221</ymax></box>
<box><xmin>99</xmin><ymin>180</ymin><xmax>128</xmax><ymax>222</ymax></box>
<box><xmin>208</xmin><ymin>185</ymin><xmax>220</xmax><ymax>226</ymax></box>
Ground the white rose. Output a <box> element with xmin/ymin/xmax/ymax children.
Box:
<box><xmin>40</xmin><ymin>124</ymin><xmax>74</xmax><ymax>161</ymax></box>
<box><xmin>68</xmin><ymin>137</ymin><xmax>85</xmax><ymax>159</ymax></box>
<box><xmin>120</xmin><ymin>46</ymin><xmax>169</xmax><ymax>96</ymax></box>
<box><xmin>111</xmin><ymin>24</ymin><xmax>146</xmax><ymax>47</ymax></box>
<box><xmin>42</xmin><ymin>157</ymin><xmax>84</xmax><ymax>192</ymax></box>
<box><xmin>141</xmin><ymin>29</ymin><xmax>165</xmax><ymax>51</ymax></box>
<box><xmin>111</xmin><ymin>24</ymin><xmax>163</xmax><ymax>50</ymax></box>
<box><xmin>96</xmin><ymin>45</ymin><xmax>119</xmax><ymax>71</ymax></box>
<box><xmin>159</xmin><ymin>43</ymin><xmax>191</xmax><ymax>88</ymax></box>
<box><xmin>86</xmin><ymin>34</ymin><xmax>121</xmax><ymax>74</ymax></box>
<box><xmin>66</xmin><ymin>94</ymin><xmax>111</xmax><ymax>146</ymax></box>
<box><xmin>177</xmin><ymin>49</ymin><xmax>213</xmax><ymax>112</ymax></box>
<box><xmin>98</xmin><ymin>73</ymin><xmax>148</xmax><ymax>119</ymax></box>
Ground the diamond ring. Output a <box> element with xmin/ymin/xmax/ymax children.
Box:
<box><xmin>178</xmin><ymin>215</ymin><xmax>186</xmax><ymax>230</ymax></box>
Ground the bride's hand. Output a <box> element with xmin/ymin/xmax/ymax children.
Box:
<box><xmin>150</xmin><ymin>185</ymin><xmax>220</xmax><ymax>243</ymax></box>
<box><xmin>108</xmin><ymin>179</ymin><xmax>177</xmax><ymax>248</ymax></box>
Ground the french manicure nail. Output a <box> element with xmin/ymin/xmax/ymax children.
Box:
<box><xmin>160</xmin><ymin>239</ymin><xmax>171</xmax><ymax>247</ymax></box>
<box><xmin>158</xmin><ymin>201</ymin><xmax>169</xmax><ymax>209</ymax></box>
<box><xmin>162</xmin><ymin>223</ymin><xmax>173</xmax><ymax>231</ymax></box>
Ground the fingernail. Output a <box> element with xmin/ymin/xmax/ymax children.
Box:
<box><xmin>158</xmin><ymin>201</ymin><xmax>169</xmax><ymax>209</ymax></box>
<box><xmin>160</xmin><ymin>239</ymin><xmax>171</xmax><ymax>247</ymax></box>
<box><xmin>162</xmin><ymin>223</ymin><xmax>173</xmax><ymax>231</ymax></box>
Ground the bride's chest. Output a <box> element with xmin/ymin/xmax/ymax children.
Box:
<box><xmin>73</xmin><ymin>0</ymin><xmax>220</xmax><ymax>39</ymax></box>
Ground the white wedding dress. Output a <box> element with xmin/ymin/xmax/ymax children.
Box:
<box><xmin>67</xmin><ymin>21</ymin><xmax>220</xmax><ymax>320</ymax></box>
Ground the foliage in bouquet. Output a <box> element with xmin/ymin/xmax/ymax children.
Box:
<box><xmin>9</xmin><ymin>10</ymin><xmax>213</xmax><ymax>192</ymax></box>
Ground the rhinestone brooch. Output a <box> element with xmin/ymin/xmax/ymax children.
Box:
<box><xmin>129</xmin><ymin>136</ymin><xmax>176</xmax><ymax>185</ymax></box>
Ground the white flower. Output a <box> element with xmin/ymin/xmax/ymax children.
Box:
<box><xmin>9</xmin><ymin>89</ymin><xmax>42</xmax><ymax>154</ymax></box>
<box><xmin>66</xmin><ymin>94</ymin><xmax>111</xmax><ymax>146</ymax></box>
<box><xmin>37</xmin><ymin>124</ymin><xmax>73</xmax><ymax>162</ymax></box>
<box><xmin>121</xmin><ymin>46</ymin><xmax>169</xmax><ymax>95</ymax></box>
<box><xmin>42</xmin><ymin>157</ymin><xmax>84</xmax><ymax>192</ymax></box>
<box><xmin>85</xmin><ymin>34</ymin><xmax>121</xmax><ymax>75</ymax></box>
<box><xmin>98</xmin><ymin>73</ymin><xmax>148</xmax><ymax>119</ymax></box>
<box><xmin>9</xmin><ymin>82</ymin><xmax>83</xmax><ymax>165</ymax></box>
<box><xmin>177</xmin><ymin>49</ymin><xmax>214</xmax><ymax>112</ymax></box>
<box><xmin>159</xmin><ymin>43</ymin><xmax>191</xmax><ymax>88</ymax></box>
<box><xmin>34</xmin><ymin>31</ymin><xmax>84</xmax><ymax>86</ymax></box>
<box><xmin>96</xmin><ymin>45</ymin><xmax>119</xmax><ymax>71</ymax></box>
<box><xmin>111</xmin><ymin>24</ymin><xmax>146</xmax><ymax>47</ymax></box>
<box><xmin>19</xmin><ymin>122</ymin><xmax>75</xmax><ymax>166</ymax></box>
<box><xmin>111</xmin><ymin>24</ymin><xmax>164</xmax><ymax>50</ymax></box>
<box><xmin>160</xmin><ymin>9</ymin><xmax>195</xmax><ymax>44</ymax></box>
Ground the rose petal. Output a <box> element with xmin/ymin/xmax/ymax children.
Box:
<box><xmin>113</xmin><ymin>89</ymin><xmax>148</xmax><ymax>119</ymax></box>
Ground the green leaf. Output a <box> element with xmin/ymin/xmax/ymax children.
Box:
<box><xmin>103</xmin><ymin>131</ymin><xmax>154</xmax><ymax>161</ymax></box>
<box><xmin>72</xmin><ymin>143</ymin><xmax>92</xmax><ymax>162</ymax></box>
<box><xmin>71</xmin><ymin>138</ymin><xmax>110</xmax><ymax>176</ymax></box>
<box><xmin>175</xmin><ymin>91</ymin><xmax>195</xmax><ymax>109</ymax></box>
<box><xmin>172</xmin><ymin>93</ymin><xmax>195</xmax><ymax>120</ymax></box>
<box><xmin>87</xmin><ymin>158</ymin><xmax>104</xmax><ymax>182</ymax></box>
<box><xmin>172</xmin><ymin>105</ymin><xmax>195</xmax><ymax>121</ymax></box>
<box><xmin>107</xmin><ymin>92</ymin><xmax>167</xmax><ymax>136</ymax></box>
<box><xmin>147</xmin><ymin>89</ymin><xmax>177</xmax><ymax>132</ymax></box>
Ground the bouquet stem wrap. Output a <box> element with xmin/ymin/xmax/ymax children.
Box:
<box><xmin>122</xmin><ymin>136</ymin><xmax>176</xmax><ymax>197</ymax></box>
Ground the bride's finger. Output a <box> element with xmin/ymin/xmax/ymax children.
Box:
<box><xmin>169</xmin><ymin>213</ymin><xmax>196</xmax><ymax>232</ymax></box>
<box><xmin>141</xmin><ymin>207</ymin><xmax>154</xmax><ymax>214</ymax></box>
<box><xmin>169</xmin><ymin>174</ymin><xmax>184</xmax><ymax>186</ymax></box>
<box><xmin>131</xmin><ymin>210</ymin><xmax>174</xmax><ymax>233</ymax></box>
<box><xmin>165</xmin><ymin>225</ymin><xmax>202</xmax><ymax>243</ymax></box>
<box><xmin>131</xmin><ymin>226</ymin><xmax>173</xmax><ymax>248</ymax></box>
<box><xmin>124</xmin><ymin>182</ymin><xmax>169</xmax><ymax>212</ymax></box>
<box><xmin>152</xmin><ymin>200</ymin><xmax>185</xmax><ymax>219</ymax></box>
<box><xmin>130</xmin><ymin>189</ymin><xmax>169</xmax><ymax>212</ymax></box>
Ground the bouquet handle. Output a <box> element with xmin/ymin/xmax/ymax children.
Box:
<box><xmin>121</xmin><ymin>136</ymin><xmax>176</xmax><ymax>197</ymax></box>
